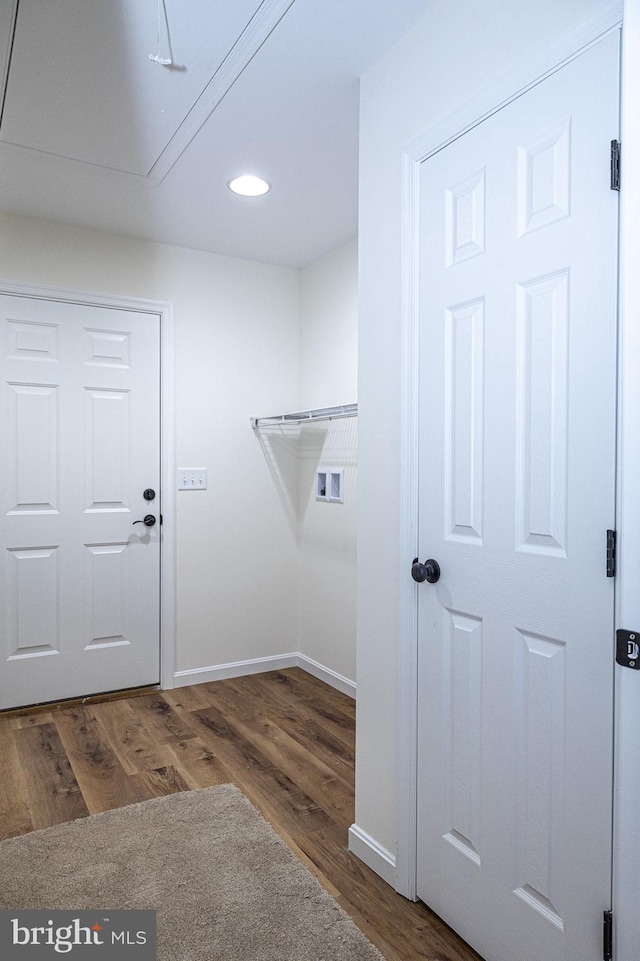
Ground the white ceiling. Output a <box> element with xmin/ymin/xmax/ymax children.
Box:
<box><xmin>0</xmin><ymin>0</ymin><xmax>428</xmax><ymax>268</ymax></box>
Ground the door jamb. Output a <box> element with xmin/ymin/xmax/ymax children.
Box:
<box><xmin>0</xmin><ymin>279</ymin><xmax>176</xmax><ymax>693</ymax></box>
<box><xmin>613</xmin><ymin>2</ymin><xmax>640</xmax><ymax>958</ymax></box>
<box><xmin>395</xmin><ymin>0</ymin><xmax>623</xmax><ymax>905</ymax></box>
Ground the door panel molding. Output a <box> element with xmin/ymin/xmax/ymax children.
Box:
<box><xmin>395</xmin><ymin>6</ymin><xmax>623</xmax><ymax>910</ymax></box>
<box><xmin>0</xmin><ymin>278</ymin><xmax>176</xmax><ymax>696</ymax></box>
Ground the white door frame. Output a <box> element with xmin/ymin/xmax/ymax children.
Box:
<box><xmin>396</xmin><ymin>0</ymin><xmax>635</xmax><ymax>952</ymax></box>
<box><xmin>613</xmin><ymin>2</ymin><xmax>640</xmax><ymax>958</ymax></box>
<box><xmin>0</xmin><ymin>278</ymin><xmax>176</xmax><ymax>695</ymax></box>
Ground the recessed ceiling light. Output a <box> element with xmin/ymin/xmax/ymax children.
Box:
<box><xmin>228</xmin><ymin>174</ymin><xmax>271</xmax><ymax>197</ymax></box>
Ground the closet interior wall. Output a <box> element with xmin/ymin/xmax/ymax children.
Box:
<box><xmin>296</xmin><ymin>415</ymin><xmax>357</xmax><ymax>683</ymax></box>
<box><xmin>296</xmin><ymin>238</ymin><xmax>358</xmax><ymax>685</ymax></box>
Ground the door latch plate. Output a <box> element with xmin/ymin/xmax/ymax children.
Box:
<box><xmin>616</xmin><ymin>629</ymin><xmax>640</xmax><ymax>669</ymax></box>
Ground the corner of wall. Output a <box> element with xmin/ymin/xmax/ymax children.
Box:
<box><xmin>348</xmin><ymin>823</ymin><xmax>396</xmax><ymax>888</ymax></box>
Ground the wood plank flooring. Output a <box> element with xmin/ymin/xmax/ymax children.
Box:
<box><xmin>0</xmin><ymin>668</ymin><xmax>482</xmax><ymax>961</ymax></box>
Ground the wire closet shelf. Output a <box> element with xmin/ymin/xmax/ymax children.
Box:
<box><xmin>250</xmin><ymin>403</ymin><xmax>357</xmax><ymax>430</ymax></box>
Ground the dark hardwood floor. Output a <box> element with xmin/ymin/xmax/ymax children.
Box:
<box><xmin>0</xmin><ymin>668</ymin><xmax>481</xmax><ymax>961</ymax></box>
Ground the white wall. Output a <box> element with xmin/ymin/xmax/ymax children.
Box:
<box><xmin>356</xmin><ymin>0</ymin><xmax>618</xmax><ymax>864</ymax></box>
<box><xmin>296</xmin><ymin>239</ymin><xmax>358</xmax><ymax>683</ymax></box>
<box><xmin>0</xmin><ymin>213</ymin><xmax>360</xmax><ymax>689</ymax></box>
<box><xmin>0</xmin><ymin>212</ymin><xmax>301</xmax><ymax>676</ymax></box>
<box><xmin>299</xmin><ymin>239</ymin><xmax>358</xmax><ymax>410</ymax></box>
<box><xmin>295</xmin><ymin>417</ymin><xmax>357</xmax><ymax>684</ymax></box>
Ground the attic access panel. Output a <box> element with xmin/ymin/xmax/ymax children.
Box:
<box><xmin>0</xmin><ymin>0</ymin><xmax>265</xmax><ymax>177</ymax></box>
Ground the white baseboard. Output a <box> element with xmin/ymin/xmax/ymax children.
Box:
<box><xmin>295</xmin><ymin>653</ymin><xmax>356</xmax><ymax>699</ymax></box>
<box><xmin>173</xmin><ymin>653</ymin><xmax>299</xmax><ymax>687</ymax></box>
<box><xmin>173</xmin><ymin>652</ymin><xmax>356</xmax><ymax>698</ymax></box>
<box><xmin>348</xmin><ymin>823</ymin><xmax>396</xmax><ymax>888</ymax></box>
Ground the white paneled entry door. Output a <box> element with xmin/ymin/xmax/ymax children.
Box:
<box><xmin>415</xmin><ymin>33</ymin><xmax>619</xmax><ymax>961</ymax></box>
<box><xmin>0</xmin><ymin>295</ymin><xmax>161</xmax><ymax>710</ymax></box>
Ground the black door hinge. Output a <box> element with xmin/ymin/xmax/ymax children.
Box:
<box><xmin>607</xmin><ymin>530</ymin><xmax>616</xmax><ymax>578</ymax></box>
<box><xmin>603</xmin><ymin>909</ymin><xmax>613</xmax><ymax>961</ymax></box>
<box><xmin>611</xmin><ymin>140</ymin><xmax>621</xmax><ymax>191</ymax></box>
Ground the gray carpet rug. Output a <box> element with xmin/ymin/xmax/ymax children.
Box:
<box><xmin>0</xmin><ymin>784</ymin><xmax>384</xmax><ymax>960</ymax></box>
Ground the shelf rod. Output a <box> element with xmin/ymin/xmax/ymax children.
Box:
<box><xmin>250</xmin><ymin>402</ymin><xmax>357</xmax><ymax>429</ymax></box>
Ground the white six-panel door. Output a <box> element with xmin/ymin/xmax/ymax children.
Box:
<box><xmin>0</xmin><ymin>295</ymin><xmax>161</xmax><ymax>710</ymax></box>
<box><xmin>416</xmin><ymin>33</ymin><xmax>619</xmax><ymax>961</ymax></box>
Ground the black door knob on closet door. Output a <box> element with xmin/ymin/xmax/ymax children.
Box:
<box><xmin>133</xmin><ymin>514</ymin><xmax>156</xmax><ymax>527</ymax></box>
<box><xmin>411</xmin><ymin>557</ymin><xmax>441</xmax><ymax>584</ymax></box>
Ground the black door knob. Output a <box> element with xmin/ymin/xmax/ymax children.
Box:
<box><xmin>411</xmin><ymin>557</ymin><xmax>441</xmax><ymax>584</ymax></box>
<box><xmin>133</xmin><ymin>514</ymin><xmax>156</xmax><ymax>527</ymax></box>
<box><xmin>143</xmin><ymin>488</ymin><xmax>156</xmax><ymax>501</ymax></box>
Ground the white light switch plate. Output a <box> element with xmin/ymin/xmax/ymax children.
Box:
<box><xmin>177</xmin><ymin>468</ymin><xmax>207</xmax><ymax>490</ymax></box>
